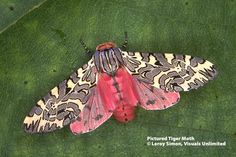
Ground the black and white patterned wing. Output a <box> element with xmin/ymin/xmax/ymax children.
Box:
<box><xmin>23</xmin><ymin>59</ymin><xmax>97</xmax><ymax>133</ymax></box>
<box><xmin>121</xmin><ymin>51</ymin><xmax>217</xmax><ymax>92</ymax></box>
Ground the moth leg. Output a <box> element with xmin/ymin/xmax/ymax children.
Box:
<box><xmin>80</xmin><ymin>39</ymin><xmax>93</xmax><ymax>55</ymax></box>
<box><xmin>121</xmin><ymin>31</ymin><xmax>128</xmax><ymax>51</ymax></box>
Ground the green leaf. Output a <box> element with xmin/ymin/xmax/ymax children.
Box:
<box><xmin>0</xmin><ymin>0</ymin><xmax>46</xmax><ymax>33</ymax></box>
<box><xmin>0</xmin><ymin>0</ymin><xmax>235</xmax><ymax>156</ymax></box>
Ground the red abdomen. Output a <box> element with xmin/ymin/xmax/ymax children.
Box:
<box><xmin>97</xmin><ymin>68</ymin><xmax>139</xmax><ymax>123</ymax></box>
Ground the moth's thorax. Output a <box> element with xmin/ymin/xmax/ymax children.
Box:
<box><xmin>94</xmin><ymin>46</ymin><xmax>124</xmax><ymax>75</ymax></box>
<box><xmin>96</xmin><ymin>42</ymin><xmax>116</xmax><ymax>51</ymax></box>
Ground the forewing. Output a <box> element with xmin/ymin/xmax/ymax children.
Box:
<box><xmin>70</xmin><ymin>86</ymin><xmax>112</xmax><ymax>135</ymax></box>
<box><xmin>134</xmin><ymin>78</ymin><xmax>180</xmax><ymax>110</ymax></box>
<box><xmin>122</xmin><ymin>51</ymin><xmax>217</xmax><ymax>92</ymax></box>
<box><xmin>23</xmin><ymin>59</ymin><xmax>97</xmax><ymax>133</ymax></box>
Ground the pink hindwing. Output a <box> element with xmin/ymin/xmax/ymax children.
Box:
<box><xmin>23</xmin><ymin>42</ymin><xmax>217</xmax><ymax>135</ymax></box>
<box><xmin>70</xmin><ymin>87</ymin><xmax>112</xmax><ymax>134</ymax></box>
<box><xmin>133</xmin><ymin>78</ymin><xmax>180</xmax><ymax>110</ymax></box>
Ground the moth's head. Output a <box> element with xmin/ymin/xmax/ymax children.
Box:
<box><xmin>96</xmin><ymin>42</ymin><xmax>116</xmax><ymax>51</ymax></box>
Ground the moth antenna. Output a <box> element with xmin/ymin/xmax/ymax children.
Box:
<box><xmin>121</xmin><ymin>31</ymin><xmax>128</xmax><ymax>51</ymax></box>
<box><xmin>80</xmin><ymin>39</ymin><xmax>92</xmax><ymax>55</ymax></box>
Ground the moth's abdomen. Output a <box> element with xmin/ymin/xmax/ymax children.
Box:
<box><xmin>113</xmin><ymin>103</ymin><xmax>136</xmax><ymax>123</ymax></box>
<box><xmin>97</xmin><ymin>67</ymin><xmax>139</xmax><ymax>123</ymax></box>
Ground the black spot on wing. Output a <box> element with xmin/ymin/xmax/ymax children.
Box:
<box><xmin>95</xmin><ymin>114</ymin><xmax>103</xmax><ymax>121</ymax></box>
<box><xmin>146</xmin><ymin>100</ymin><xmax>156</xmax><ymax>105</ymax></box>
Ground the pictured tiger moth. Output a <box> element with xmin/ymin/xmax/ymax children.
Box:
<box><xmin>23</xmin><ymin>34</ymin><xmax>217</xmax><ymax>134</ymax></box>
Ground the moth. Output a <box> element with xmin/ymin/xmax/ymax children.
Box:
<box><xmin>23</xmin><ymin>33</ymin><xmax>217</xmax><ymax>134</ymax></box>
